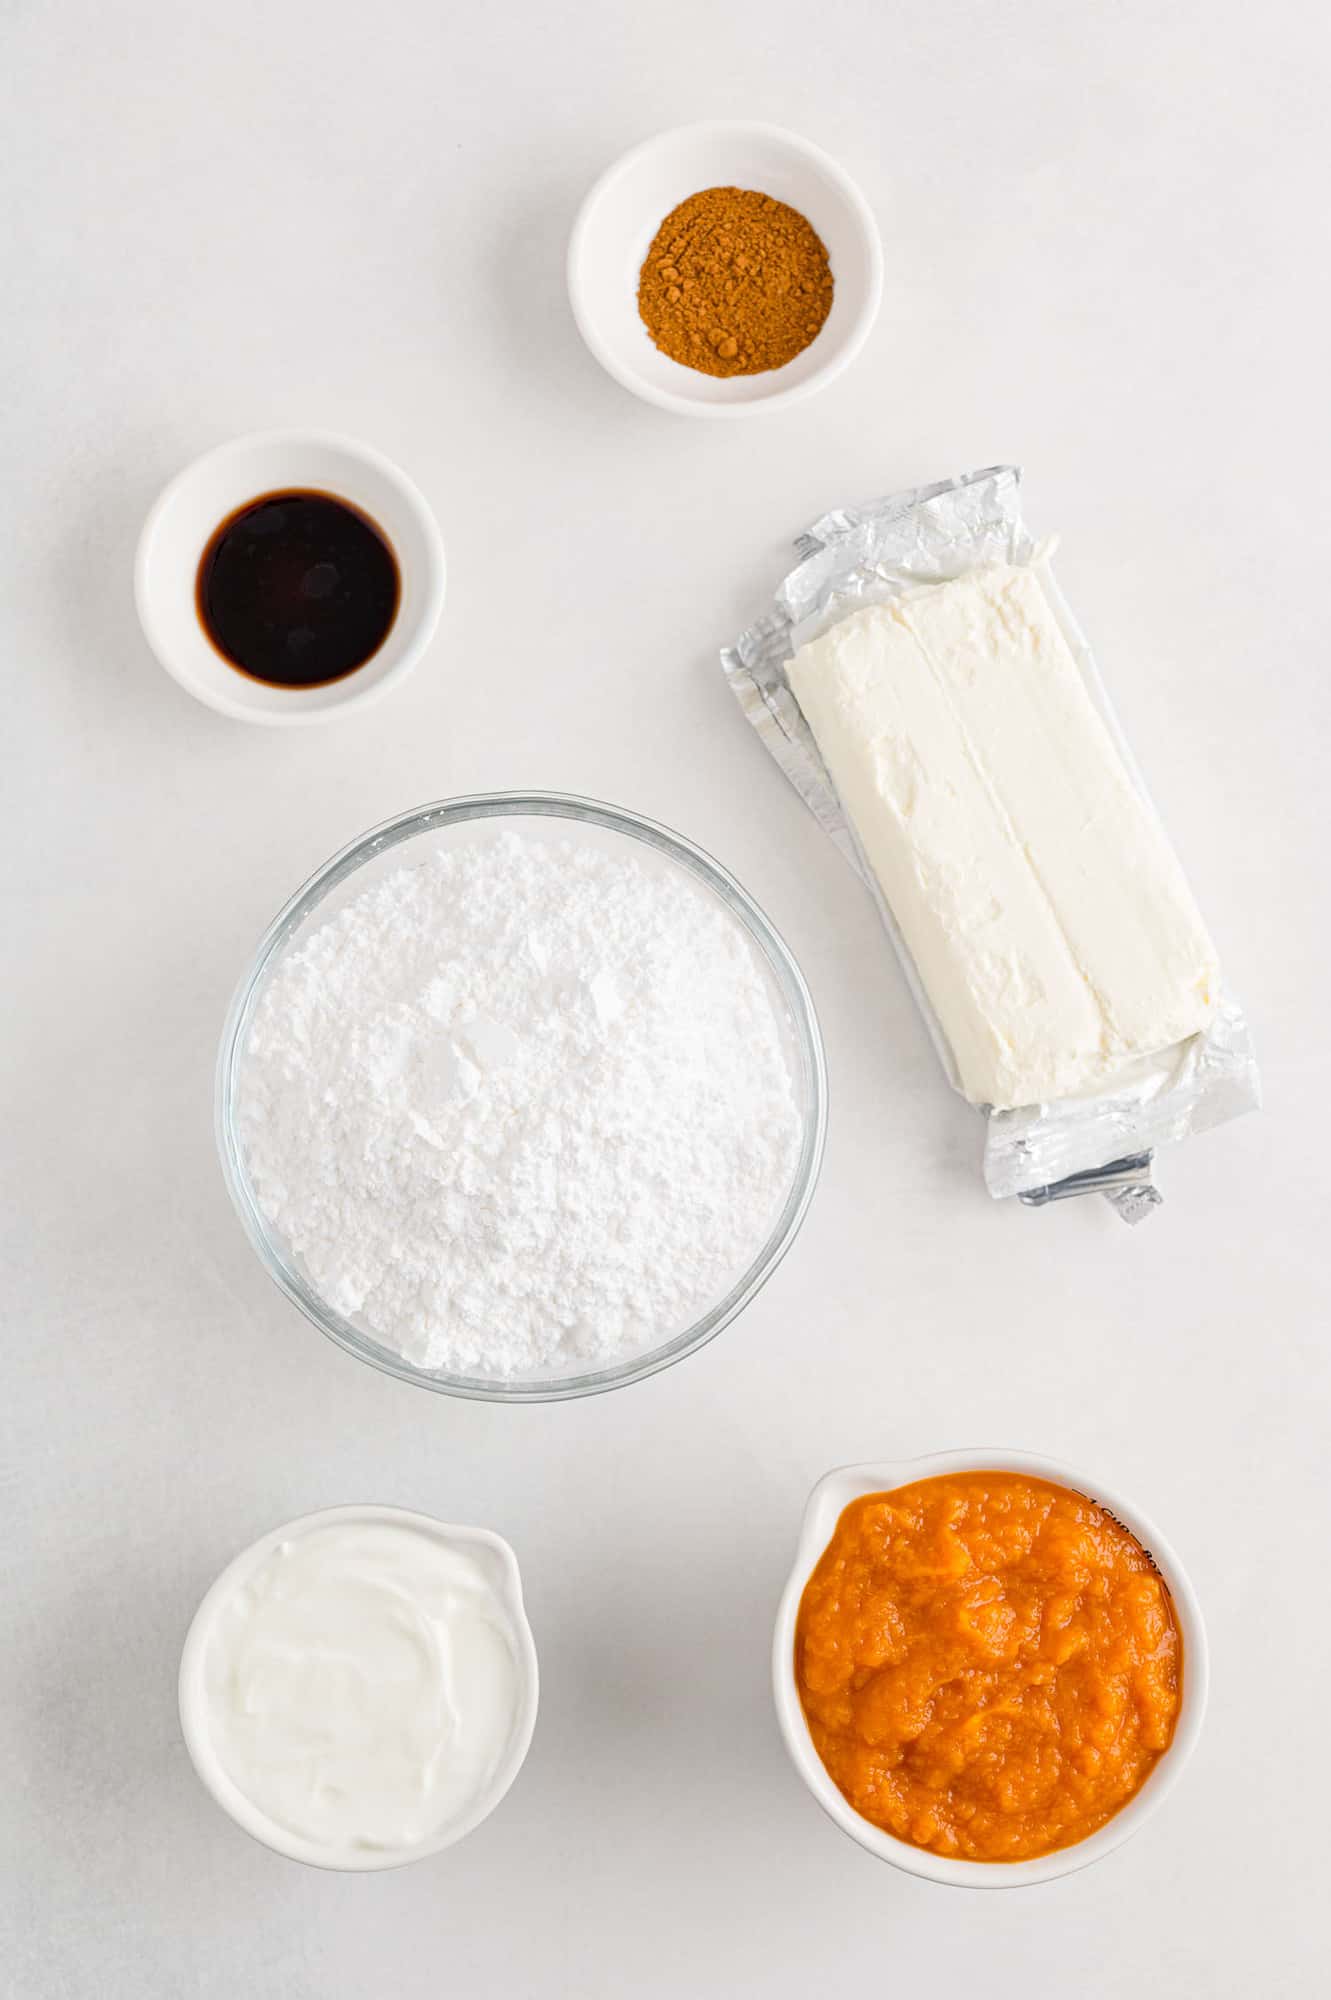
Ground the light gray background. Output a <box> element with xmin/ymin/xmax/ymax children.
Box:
<box><xmin>4</xmin><ymin>2</ymin><xmax>1327</xmax><ymax>1994</ymax></box>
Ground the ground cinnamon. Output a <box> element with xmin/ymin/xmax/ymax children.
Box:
<box><xmin>637</xmin><ymin>187</ymin><xmax>834</xmax><ymax>378</ymax></box>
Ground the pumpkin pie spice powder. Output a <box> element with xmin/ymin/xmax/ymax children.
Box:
<box><xmin>637</xmin><ymin>186</ymin><xmax>834</xmax><ymax>378</ymax></box>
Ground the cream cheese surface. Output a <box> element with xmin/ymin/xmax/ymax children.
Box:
<box><xmin>788</xmin><ymin>563</ymin><xmax>1220</xmax><ymax>1109</ymax></box>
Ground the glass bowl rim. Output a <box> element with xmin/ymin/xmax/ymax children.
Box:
<box><xmin>216</xmin><ymin>789</ymin><xmax>828</xmax><ymax>1403</ymax></box>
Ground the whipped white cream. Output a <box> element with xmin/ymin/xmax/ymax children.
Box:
<box><xmin>193</xmin><ymin>1517</ymin><xmax>526</xmax><ymax>1859</ymax></box>
<box><xmin>788</xmin><ymin>563</ymin><xmax>1220</xmax><ymax>1109</ymax></box>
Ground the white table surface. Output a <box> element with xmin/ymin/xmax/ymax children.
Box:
<box><xmin>4</xmin><ymin>3</ymin><xmax>1328</xmax><ymax>1993</ymax></box>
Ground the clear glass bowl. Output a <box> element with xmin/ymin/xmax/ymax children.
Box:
<box><xmin>216</xmin><ymin>792</ymin><xmax>827</xmax><ymax>1403</ymax></box>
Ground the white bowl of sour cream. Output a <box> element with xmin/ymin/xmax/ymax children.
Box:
<box><xmin>178</xmin><ymin>1506</ymin><xmax>539</xmax><ymax>1870</ymax></box>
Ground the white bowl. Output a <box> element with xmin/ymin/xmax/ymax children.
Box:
<box><xmin>568</xmin><ymin>122</ymin><xmax>883</xmax><ymax>417</ymax></box>
<box><xmin>135</xmin><ymin>431</ymin><xmax>446</xmax><ymax>723</ymax></box>
<box><xmin>179</xmin><ymin>1505</ymin><xmax>539</xmax><ymax>1871</ymax></box>
<box><xmin>773</xmin><ymin>1449</ymin><xmax>1208</xmax><ymax>1888</ymax></box>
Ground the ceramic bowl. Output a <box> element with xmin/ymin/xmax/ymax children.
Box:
<box><xmin>568</xmin><ymin>121</ymin><xmax>883</xmax><ymax>417</ymax></box>
<box><xmin>135</xmin><ymin>430</ymin><xmax>445</xmax><ymax>723</ymax></box>
<box><xmin>178</xmin><ymin>1505</ymin><xmax>539</xmax><ymax>1870</ymax></box>
<box><xmin>773</xmin><ymin>1448</ymin><xmax>1209</xmax><ymax>1888</ymax></box>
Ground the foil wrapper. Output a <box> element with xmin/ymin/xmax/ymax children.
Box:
<box><xmin>721</xmin><ymin>466</ymin><xmax>1260</xmax><ymax>1217</ymax></box>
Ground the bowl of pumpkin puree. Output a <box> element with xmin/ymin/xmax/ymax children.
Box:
<box><xmin>773</xmin><ymin>1451</ymin><xmax>1207</xmax><ymax>1887</ymax></box>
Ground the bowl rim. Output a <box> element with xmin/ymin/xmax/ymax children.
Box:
<box><xmin>133</xmin><ymin>427</ymin><xmax>447</xmax><ymax>725</ymax></box>
<box><xmin>566</xmin><ymin>119</ymin><xmax>884</xmax><ymax>419</ymax></box>
<box><xmin>772</xmin><ymin>1448</ymin><xmax>1209</xmax><ymax>1888</ymax></box>
<box><xmin>216</xmin><ymin>789</ymin><xmax>827</xmax><ymax>1402</ymax></box>
<box><xmin>177</xmin><ymin>1504</ymin><xmax>540</xmax><ymax>1870</ymax></box>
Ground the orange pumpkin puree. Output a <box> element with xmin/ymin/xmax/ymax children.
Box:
<box><xmin>795</xmin><ymin>1472</ymin><xmax>1181</xmax><ymax>1862</ymax></box>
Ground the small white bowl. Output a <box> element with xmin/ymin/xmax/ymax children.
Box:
<box><xmin>135</xmin><ymin>431</ymin><xmax>446</xmax><ymax>723</ymax></box>
<box><xmin>179</xmin><ymin>1505</ymin><xmax>539</xmax><ymax>1871</ymax></box>
<box><xmin>773</xmin><ymin>1449</ymin><xmax>1208</xmax><ymax>1888</ymax></box>
<box><xmin>568</xmin><ymin>121</ymin><xmax>883</xmax><ymax>418</ymax></box>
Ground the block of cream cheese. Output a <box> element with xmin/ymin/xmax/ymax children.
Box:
<box><xmin>787</xmin><ymin>563</ymin><xmax>1220</xmax><ymax>1109</ymax></box>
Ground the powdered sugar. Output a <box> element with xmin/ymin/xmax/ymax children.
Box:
<box><xmin>236</xmin><ymin>828</ymin><xmax>804</xmax><ymax>1379</ymax></box>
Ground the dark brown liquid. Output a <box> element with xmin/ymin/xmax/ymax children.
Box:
<box><xmin>196</xmin><ymin>490</ymin><xmax>400</xmax><ymax>688</ymax></box>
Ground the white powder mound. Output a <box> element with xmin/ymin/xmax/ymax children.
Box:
<box><xmin>236</xmin><ymin>829</ymin><xmax>804</xmax><ymax>1379</ymax></box>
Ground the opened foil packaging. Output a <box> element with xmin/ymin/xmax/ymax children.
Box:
<box><xmin>722</xmin><ymin>466</ymin><xmax>1260</xmax><ymax>1219</ymax></box>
